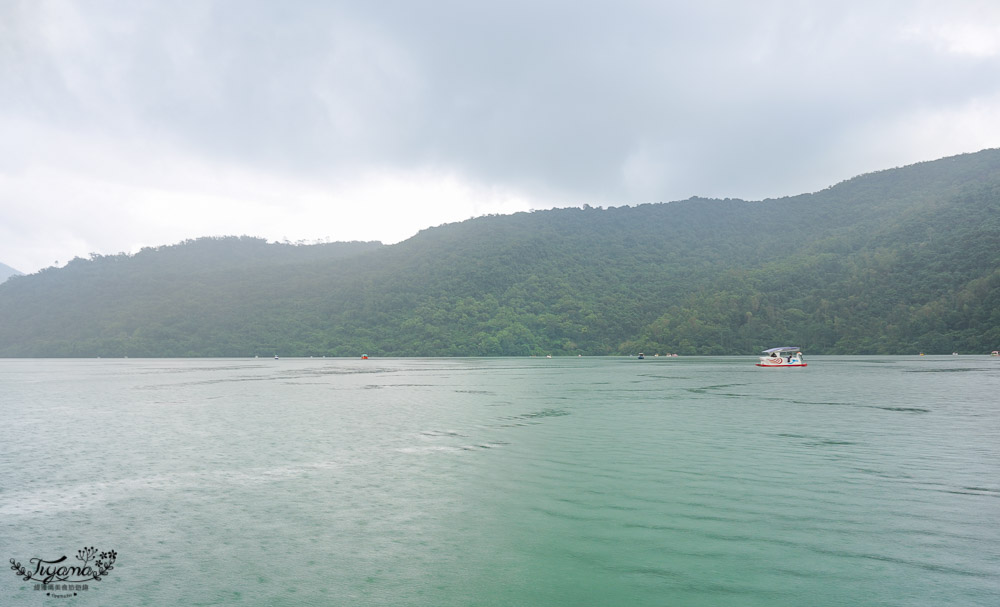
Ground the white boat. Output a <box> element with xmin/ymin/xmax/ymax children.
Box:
<box><xmin>756</xmin><ymin>347</ymin><xmax>806</xmax><ymax>367</ymax></box>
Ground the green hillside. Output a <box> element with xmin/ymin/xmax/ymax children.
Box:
<box><xmin>1</xmin><ymin>150</ymin><xmax>998</xmax><ymax>357</ymax></box>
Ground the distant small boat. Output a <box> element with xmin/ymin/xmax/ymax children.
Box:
<box><xmin>992</xmin><ymin>351</ymin><xmax>999</xmax><ymax>356</ymax></box>
<box><xmin>756</xmin><ymin>347</ymin><xmax>806</xmax><ymax>367</ymax></box>
<box><xmin>637</xmin><ymin>353</ymin><xmax>645</xmax><ymax>359</ymax></box>
<box><xmin>361</xmin><ymin>354</ymin><xmax>368</xmax><ymax>359</ymax></box>
<box><xmin>274</xmin><ymin>355</ymin><xmax>279</xmax><ymax>360</ymax></box>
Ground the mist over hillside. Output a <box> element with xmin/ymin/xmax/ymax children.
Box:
<box><xmin>0</xmin><ymin>262</ymin><xmax>22</xmax><ymax>284</ymax></box>
<box><xmin>1</xmin><ymin>150</ymin><xmax>998</xmax><ymax>357</ymax></box>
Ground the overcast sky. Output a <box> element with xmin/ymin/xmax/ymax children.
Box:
<box><xmin>3</xmin><ymin>1</ymin><xmax>1000</xmax><ymax>274</ymax></box>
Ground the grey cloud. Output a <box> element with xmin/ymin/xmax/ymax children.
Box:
<box><xmin>8</xmin><ymin>1</ymin><xmax>1000</xmax><ymax>198</ymax></box>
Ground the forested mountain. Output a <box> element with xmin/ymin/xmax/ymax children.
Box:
<box><xmin>2</xmin><ymin>150</ymin><xmax>999</xmax><ymax>357</ymax></box>
<box><xmin>0</xmin><ymin>262</ymin><xmax>22</xmax><ymax>284</ymax></box>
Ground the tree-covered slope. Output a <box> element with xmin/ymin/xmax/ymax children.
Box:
<box><xmin>1</xmin><ymin>150</ymin><xmax>998</xmax><ymax>357</ymax></box>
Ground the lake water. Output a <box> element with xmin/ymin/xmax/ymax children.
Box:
<box><xmin>1</xmin><ymin>356</ymin><xmax>998</xmax><ymax>606</ymax></box>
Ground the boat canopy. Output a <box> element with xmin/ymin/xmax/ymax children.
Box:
<box><xmin>762</xmin><ymin>346</ymin><xmax>801</xmax><ymax>353</ymax></box>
